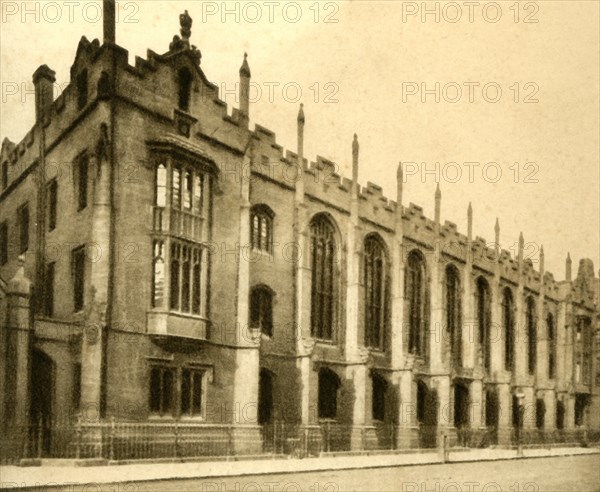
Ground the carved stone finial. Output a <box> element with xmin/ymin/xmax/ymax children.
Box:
<box><xmin>297</xmin><ymin>103</ymin><xmax>305</xmax><ymax>124</ymax></box>
<box><xmin>239</xmin><ymin>52</ymin><xmax>251</xmax><ymax>77</ymax></box>
<box><xmin>180</xmin><ymin>10</ymin><xmax>193</xmax><ymax>41</ymax></box>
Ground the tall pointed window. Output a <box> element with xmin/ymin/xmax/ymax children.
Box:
<box><xmin>250</xmin><ymin>205</ymin><xmax>274</xmax><ymax>254</ymax></box>
<box><xmin>547</xmin><ymin>313</ymin><xmax>556</xmax><ymax>379</ymax></box>
<box><xmin>18</xmin><ymin>203</ymin><xmax>29</xmax><ymax>253</ymax></box>
<box><xmin>405</xmin><ymin>250</ymin><xmax>428</xmax><ymax>357</ymax></box>
<box><xmin>476</xmin><ymin>277</ymin><xmax>492</xmax><ymax>372</ymax></box>
<box><xmin>445</xmin><ymin>265</ymin><xmax>461</xmax><ymax>366</ymax></box>
<box><xmin>526</xmin><ymin>296</ymin><xmax>537</xmax><ymax>375</ymax></box>
<box><xmin>503</xmin><ymin>288</ymin><xmax>515</xmax><ymax>371</ymax></box>
<box><xmin>178</xmin><ymin>68</ymin><xmax>193</xmax><ymax>111</ymax></box>
<box><xmin>364</xmin><ymin>234</ymin><xmax>388</xmax><ymax>350</ymax></box>
<box><xmin>47</xmin><ymin>179</ymin><xmax>57</xmax><ymax>231</ymax></box>
<box><xmin>310</xmin><ymin>214</ymin><xmax>337</xmax><ymax>341</ymax></box>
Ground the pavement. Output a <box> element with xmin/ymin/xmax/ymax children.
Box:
<box><xmin>1</xmin><ymin>446</ymin><xmax>598</xmax><ymax>489</ymax></box>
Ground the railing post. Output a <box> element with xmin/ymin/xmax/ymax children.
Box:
<box><xmin>174</xmin><ymin>422</ymin><xmax>179</xmax><ymax>458</ymax></box>
<box><xmin>109</xmin><ymin>417</ymin><xmax>116</xmax><ymax>461</ymax></box>
<box><xmin>76</xmin><ymin>415</ymin><xmax>82</xmax><ymax>459</ymax></box>
<box><xmin>390</xmin><ymin>422</ymin><xmax>395</xmax><ymax>451</ymax></box>
<box><xmin>304</xmin><ymin>426</ymin><xmax>309</xmax><ymax>457</ymax></box>
<box><xmin>272</xmin><ymin>423</ymin><xmax>277</xmax><ymax>454</ymax></box>
<box><xmin>326</xmin><ymin>422</ymin><xmax>331</xmax><ymax>453</ymax></box>
<box><xmin>227</xmin><ymin>425</ymin><xmax>233</xmax><ymax>456</ymax></box>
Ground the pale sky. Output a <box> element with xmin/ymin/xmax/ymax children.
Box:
<box><xmin>1</xmin><ymin>0</ymin><xmax>598</xmax><ymax>278</ymax></box>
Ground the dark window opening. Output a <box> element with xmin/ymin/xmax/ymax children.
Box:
<box><xmin>250</xmin><ymin>205</ymin><xmax>274</xmax><ymax>253</ymax></box>
<box><xmin>476</xmin><ymin>277</ymin><xmax>491</xmax><ymax>372</ymax></box>
<box><xmin>149</xmin><ymin>366</ymin><xmax>175</xmax><ymax>416</ymax></box>
<box><xmin>181</xmin><ymin>368</ymin><xmax>203</xmax><ymax>417</ymax></box>
<box><xmin>76</xmin><ymin>154</ymin><xmax>89</xmax><ymax>211</ymax></box>
<box><xmin>318</xmin><ymin>368</ymin><xmax>340</xmax><ymax>419</ymax></box>
<box><xmin>485</xmin><ymin>390</ymin><xmax>499</xmax><ymax>427</ymax></box>
<box><xmin>178</xmin><ymin>68</ymin><xmax>193</xmax><ymax>111</ymax></box>
<box><xmin>454</xmin><ymin>383</ymin><xmax>470</xmax><ymax>428</ymax></box>
<box><xmin>0</xmin><ymin>222</ymin><xmax>7</xmax><ymax>265</ymax></box>
<box><xmin>406</xmin><ymin>250</ymin><xmax>428</xmax><ymax>357</ymax></box>
<box><xmin>556</xmin><ymin>400</ymin><xmax>565</xmax><ymax>430</ymax></box>
<box><xmin>169</xmin><ymin>241</ymin><xmax>203</xmax><ymax>315</ymax></box>
<box><xmin>258</xmin><ymin>368</ymin><xmax>274</xmax><ymax>424</ymax></box>
<box><xmin>512</xmin><ymin>395</ymin><xmax>520</xmax><ymax>429</ymax></box>
<box><xmin>503</xmin><ymin>288</ymin><xmax>515</xmax><ymax>371</ymax></box>
<box><xmin>445</xmin><ymin>265</ymin><xmax>461</xmax><ymax>367</ymax></box>
<box><xmin>47</xmin><ymin>179</ymin><xmax>57</xmax><ymax>231</ymax></box>
<box><xmin>364</xmin><ymin>235</ymin><xmax>388</xmax><ymax>350</ymax></box>
<box><xmin>72</xmin><ymin>246</ymin><xmax>86</xmax><ymax>312</ymax></box>
<box><xmin>526</xmin><ymin>297</ymin><xmax>537</xmax><ymax>375</ymax></box>
<box><xmin>535</xmin><ymin>399</ymin><xmax>545</xmax><ymax>429</ymax></box>
<box><xmin>1</xmin><ymin>161</ymin><xmax>7</xmax><ymax>190</ymax></box>
<box><xmin>18</xmin><ymin>203</ymin><xmax>29</xmax><ymax>254</ymax></box>
<box><xmin>575</xmin><ymin>394</ymin><xmax>589</xmax><ymax>427</ymax></box>
<box><xmin>77</xmin><ymin>69</ymin><xmax>88</xmax><ymax>110</ymax></box>
<box><xmin>310</xmin><ymin>215</ymin><xmax>337</xmax><ymax>341</ymax></box>
<box><xmin>250</xmin><ymin>286</ymin><xmax>273</xmax><ymax>337</ymax></box>
<box><xmin>43</xmin><ymin>262</ymin><xmax>55</xmax><ymax>317</ymax></box>
<box><xmin>372</xmin><ymin>373</ymin><xmax>387</xmax><ymax>421</ymax></box>
<box><xmin>547</xmin><ymin>313</ymin><xmax>556</xmax><ymax>379</ymax></box>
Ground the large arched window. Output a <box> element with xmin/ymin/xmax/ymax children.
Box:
<box><xmin>547</xmin><ymin>313</ymin><xmax>556</xmax><ymax>379</ymax></box>
<box><xmin>526</xmin><ymin>296</ymin><xmax>537</xmax><ymax>375</ymax></box>
<box><xmin>405</xmin><ymin>250</ymin><xmax>428</xmax><ymax>357</ymax></box>
<box><xmin>310</xmin><ymin>214</ymin><xmax>337</xmax><ymax>341</ymax></box>
<box><xmin>445</xmin><ymin>264</ymin><xmax>461</xmax><ymax>367</ymax></box>
<box><xmin>476</xmin><ymin>277</ymin><xmax>492</xmax><ymax>372</ymax></box>
<box><xmin>250</xmin><ymin>205</ymin><xmax>274</xmax><ymax>254</ymax></box>
<box><xmin>364</xmin><ymin>234</ymin><xmax>389</xmax><ymax>350</ymax></box>
<box><xmin>502</xmin><ymin>288</ymin><xmax>515</xmax><ymax>371</ymax></box>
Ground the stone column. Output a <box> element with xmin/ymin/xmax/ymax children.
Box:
<box><xmin>294</xmin><ymin>106</ymin><xmax>314</xmax><ymax>427</ymax></box>
<box><xmin>345</xmin><ymin>135</ymin><xmax>367</xmax><ymax>449</ymax></box>
<box><xmin>462</xmin><ymin>204</ymin><xmax>475</xmax><ymax>369</ymax></box>
<box><xmin>544</xmin><ymin>389</ymin><xmax>556</xmax><ymax>433</ymax></box>
<box><xmin>80</xmin><ymin>126</ymin><xmax>111</xmax><ymax>420</ymax></box>
<box><xmin>2</xmin><ymin>258</ymin><xmax>32</xmax><ymax>460</ymax></box>
<box><xmin>232</xmin><ymin>143</ymin><xmax>261</xmax><ymax>453</ymax></box>
<box><xmin>390</xmin><ymin>165</ymin><xmax>417</xmax><ymax>448</ymax></box>
<box><xmin>395</xmin><ymin>370</ymin><xmax>418</xmax><ymax>448</ymax></box>
<box><xmin>497</xmin><ymin>382</ymin><xmax>512</xmax><ymax>445</ymax></box>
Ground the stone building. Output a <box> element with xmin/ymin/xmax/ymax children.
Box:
<box><xmin>1</xmin><ymin>2</ymin><xmax>599</xmax><ymax>460</ymax></box>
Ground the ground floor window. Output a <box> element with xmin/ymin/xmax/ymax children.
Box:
<box><xmin>535</xmin><ymin>399</ymin><xmax>545</xmax><ymax>429</ymax></box>
<box><xmin>575</xmin><ymin>394</ymin><xmax>589</xmax><ymax>427</ymax></box>
<box><xmin>372</xmin><ymin>373</ymin><xmax>387</xmax><ymax>422</ymax></box>
<box><xmin>181</xmin><ymin>368</ymin><xmax>204</xmax><ymax>417</ymax></box>
<box><xmin>150</xmin><ymin>366</ymin><xmax>175</xmax><ymax>416</ymax></box>
<box><xmin>556</xmin><ymin>400</ymin><xmax>565</xmax><ymax>430</ymax></box>
<box><xmin>318</xmin><ymin>368</ymin><xmax>340</xmax><ymax>420</ymax></box>
<box><xmin>149</xmin><ymin>365</ymin><xmax>206</xmax><ymax>418</ymax></box>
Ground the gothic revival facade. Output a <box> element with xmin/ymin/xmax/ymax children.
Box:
<box><xmin>1</xmin><ymin>3</ymin><xmax>599</xmax><ymax>461</ymax></box>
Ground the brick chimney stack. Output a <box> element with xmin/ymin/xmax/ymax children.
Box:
<box><xmin>32</xmin><ymin>65</ymin><xmax>56</xmax><ymax>122</ymax></box>
<box><xmin>103</xmin><ymin>0</ymin><xmax>116</xmax><ymax>44</ymax></box>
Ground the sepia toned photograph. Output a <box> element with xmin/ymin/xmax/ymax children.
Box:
<box><xmin>0</xmin><ymin>1</ymin><xmax>599</xmax><ymax>490</ymax></box>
